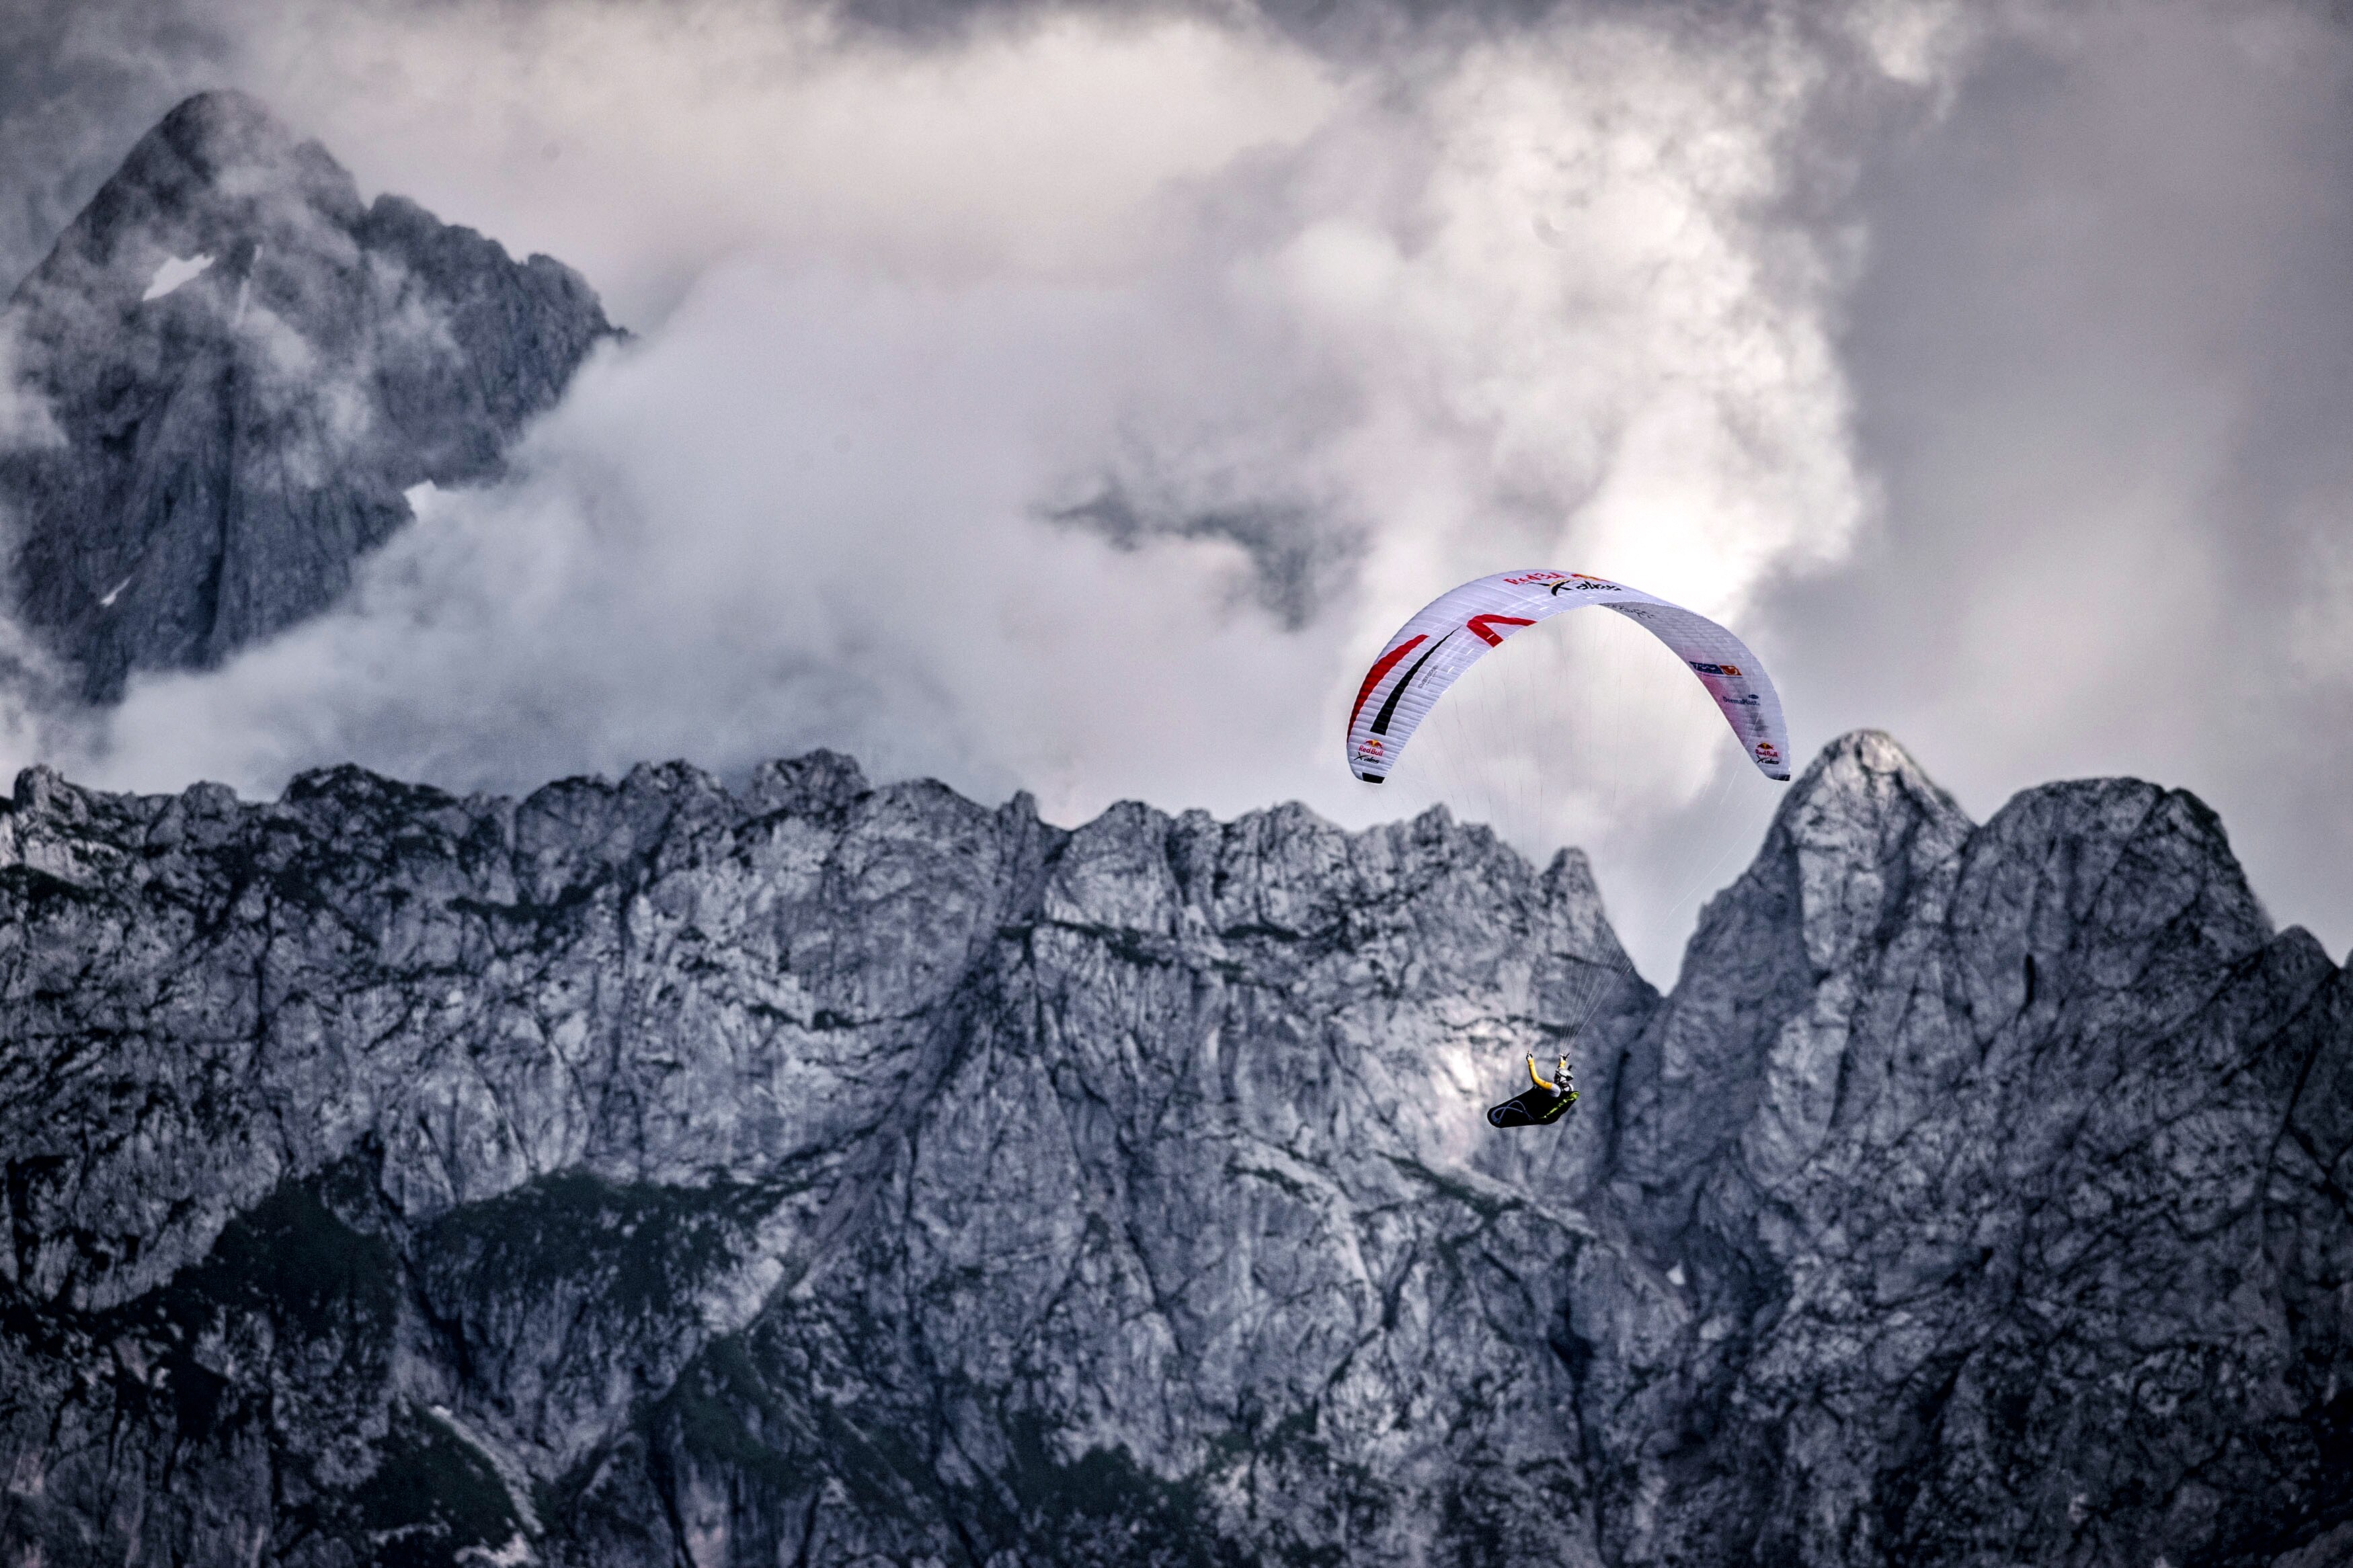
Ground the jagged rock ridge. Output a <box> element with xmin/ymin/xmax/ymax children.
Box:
<box><xmin>0</xmin><ymin>731</ymin><xmax>2346</xmax><ymax>1567</ymax></box>
<box><xmin>0</xmin><ymin>91</ymin><xmax>619</xmax><ymax>701</ymax></box>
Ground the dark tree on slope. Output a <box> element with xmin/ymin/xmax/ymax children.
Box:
<box><xmin>0</xmin><ymin>91</ymin><xmax>619</xmax><ymax>702</ymax></box>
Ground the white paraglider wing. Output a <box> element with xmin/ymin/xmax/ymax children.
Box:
<box><xmin>1345</xmin><ymin>569</ymin><xmax>1792</xmax><ymax>783</ymax></box>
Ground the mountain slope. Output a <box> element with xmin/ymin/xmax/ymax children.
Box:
<box><xmin>1572</xmin><ymin>731</ymin><xmax>2353</xmax><ymax>1565</ymax></box>
<box><xmin>0</xmin><ymin>732</ymin><xmax>2346</xmax><ymax>1567</ymax></box>
<box><xmin>0</xmin><ymin>91</ymin><xmax>617</xmax><ymax>701</ymax></box>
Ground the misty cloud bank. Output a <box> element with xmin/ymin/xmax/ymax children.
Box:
<box><xmin>3</xmin><ymin>0</ymin><xmax>2350</xmax><ymax>978</ymax></box>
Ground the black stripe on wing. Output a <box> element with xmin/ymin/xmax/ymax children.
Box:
<box><xmin>1371</xmin><ymin>630</ymin><xmax>1454</xmax><ymax>737</ymax></box>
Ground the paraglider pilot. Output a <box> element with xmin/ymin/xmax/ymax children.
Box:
<box><xmin>1487</xmin><ymin>1054</ymin><xmax>1577</xmax><ymax>1128</ymax></box>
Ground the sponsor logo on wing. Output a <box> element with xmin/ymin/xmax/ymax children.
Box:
<box><xmin>1352</xmin><ymin>738</ymin><xmax>1386</xmax><ymax>763</ymax></box>
<box><xmin>1548</xmin><ymin>573</ymin><xmax>1620</xmax><ymax>595</ymax></box>
<box><xmin>1754</xmin><ymin>741</ymin><xmax>1780</xmax><ymax>763</ymax></box>
<box><xmin>1688</xmin><ymin>661</ymin><xmax>1744</xmax><ymax>677</ymax></box>
<box><xmin>1501</xmin><ymin>569</ymin><xmax>1570</xmax><ymax>586</ymax></box>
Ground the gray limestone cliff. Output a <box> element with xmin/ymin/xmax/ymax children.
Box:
<box><xmin>0</xmin><ymin>731</ymin><xmax>2347</xmax><ymax>1567</ymax></box>
<box><xmin>0</xmin><ymin>91</ymin><xmax>619</xmax><ymax>702</ymax></box>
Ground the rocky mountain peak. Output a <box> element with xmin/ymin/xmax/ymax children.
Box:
<box><xmin>40</xmin><ymin>91</ymin><xmax>362</xmax><ymax>292</ymax></box>
<box><xmin>1759</xmin><ymin>727</ymin><xmax>1973</xmax><ymax>971</ymax></box>
<box><xmin>0</xmin><ymin>92</ymin><xmax>619</xmax><ymax>702</ymax></box>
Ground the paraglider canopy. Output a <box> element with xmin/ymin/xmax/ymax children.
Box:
<box><xmin>1346</xmin><ymin>569</ymin><xmax>1791</xmax><ymax>786</ymax></box>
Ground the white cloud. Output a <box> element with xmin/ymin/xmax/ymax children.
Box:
<box><xmin>244</xmin><ymin>2</ymin><xmax>1347</xmax><ymax>321</ymax></box>
<box><xmin>8</xmin><ymin>0</ymin><xmax>1967</xmax><ymax>977</ymax></box>
<box><xmin>12</xmin><ymin>0</ymin><xmax>2352</xmax><ymax>975</ymax></box>
<box><xmin>1776</xmin><ymin>0</ymin><xmax>2353</xmax><ymax>962</ymax></box>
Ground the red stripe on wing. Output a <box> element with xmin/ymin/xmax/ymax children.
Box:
<box><xmin>1466</xmin><ymin>614</ymin><xmax>1535</xmax><ymax>647</ymax></box>
<box><xmin>1349</xmin><ymin>634</ymin><xmax>1426</xmax><ymax>735</ymax></box>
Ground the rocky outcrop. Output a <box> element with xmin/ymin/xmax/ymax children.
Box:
<box><xmin>0</xmin><ymin>91</ymin><xmax>618</xmax><ymax>702</ymax></box>
<box><xmin>0</xmin><ymin>731</ymin><xmax>2346</xmax><ymax>1567</ymax></box>
<box><xmin>1573</xmin><ymin>733</ymin><xmax>2353</xmax><ymax>1567</ymax></box>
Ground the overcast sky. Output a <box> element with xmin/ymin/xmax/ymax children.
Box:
<box><xmin>2</xmin><ymin>0</ymin><xmax>2348</xmax><ymax>981</ymax></box>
